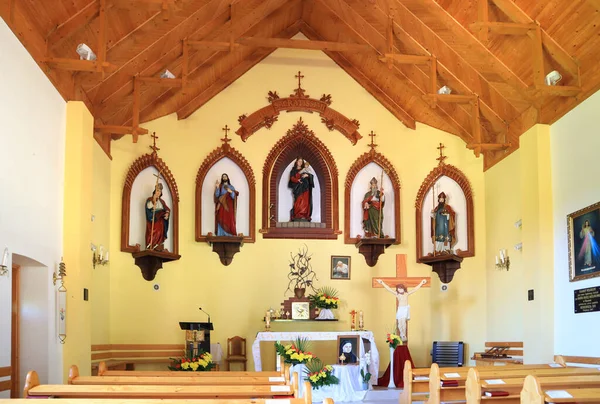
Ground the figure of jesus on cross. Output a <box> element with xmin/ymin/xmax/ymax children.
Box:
<box><xmin>373</xmin><ymin>255</ymin><xmax>430</xmax><ymax>343</ymax></box>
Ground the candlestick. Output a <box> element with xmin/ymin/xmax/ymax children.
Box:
<box><xmin>358</xmin><ymin>310</ymin><xmax>364</xmax><ymax>330</ymax></box>
<box><xmin>265</xmin><ymin>311</ymin><xmax>271</xmax><ymax>331</ymax></box>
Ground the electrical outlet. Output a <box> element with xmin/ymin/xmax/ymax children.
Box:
<box><xmin>528</xmin><ymin>289</ymin><xmax>534</xmax><ymax>301</ymax></box>
<box><xmin>83</xmin><ymin>288</ymin><xmax>89</xmax><ymax>301</ymax></box>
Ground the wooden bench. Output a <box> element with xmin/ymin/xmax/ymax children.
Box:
<box><xmin>0</xmin><ymin>400</ymin><xmax>330</xmax><ymax>404</ymax></box>
<box><xmin>466</xmin><ymin>367</ymin><xmax>600</xmax><ymax>404</ymax></box>
<box><xmin>521</xmin><ymin>374</ymin><xmax>600</xmax><ymax>404</ymax></box>
<box><xmin>91</xmin><ymin>344</ymin><xmax>191</xmax><ymax>375</ymax></box>
<box><xmin>426</xmin><ymin>363</ymin><xmax>600</xmax><ymax>404</ymax></box>
<box><xmin>25</xmin><ymin>370</ymin><xmax>310</xmax><ymax>401</ymax></box>
<box><xmin>554</xmin><ymin>355</ymin><xmax>600</xmax><ymax>367</ymax></box>
<box><xmin>472</xmin><ymin>342</ymin><xmax>524</xmax><ymax>366</ymax></box>
<box><xmin>70</xmin><ymin>365</ymin><xmax>297</xmax><ymax>390</ymax></box>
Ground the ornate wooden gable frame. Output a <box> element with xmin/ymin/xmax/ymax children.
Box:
<box><xmin>121</xmin><ymin>150</ymin><xmax>181</xmax><ymax>281</ymax></box>
<box><xmin>236</xmin><ymin>72</ymin><xmax>362</xmax><ymax>145</ymax></box>
<box><xmin>261</xmin><ymin>118</ymin><xmax>340</xmax><ymax>240</ymax></box>
<box><xmin>195</xmin><ymin>136</ymin><xmax>256</xmax><ymax>244</ymax></box>
<box><xmin>344</xmin><ymin>145</ymin><xmax>402</xmax><ymax>245</ymax></box>
<box><xmin>121</xmin><ymin>151</ymin><xmax>180</xmax><ymax>255</ymax></box>
<box><xmin>415</xmin><ymin>162</ymin><xmax>475</xmax><ymax>262</ymax></box>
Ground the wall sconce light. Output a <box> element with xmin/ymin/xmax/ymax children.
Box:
<box><xmin>53</xmin><ymin>258</ymin><xmax>67</xmax><ymax>344</ymax></box>
<box><xmin>545</xmin><ymin>70</ymin><xmax>562</xmax><ymax>86</ymax></box>
<box><xmin>495</xmin><ymin>249</ymin><xmax>510</xmax><ymax>271</ymax></box>
<box><xmin>514</xmin><ymin>242</ymin><xmax>523</xmax><ymax>251</ymax></box>
<box><xmin>0</xmin><ymin>248</ymin><xmax>9</xmax><ymax>276</ymax></box>
<box><xmin>437</xmin><ymin>85</ymin><xmax>452</xmax><ymax>95</ymax></box>
<box><xmin>92</xmin><ymin>244</ymin><xmax>109</xmax><ymax>269</ymax></box>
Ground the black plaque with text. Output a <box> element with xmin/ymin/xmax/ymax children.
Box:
<box><xmin>574</xmin><ymin>286</ymin><xmax>600</xmax><ymax>313</ymax></box>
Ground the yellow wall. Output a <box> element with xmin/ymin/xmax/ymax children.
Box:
<box><xmin>107</xmin><ymin>45</ymin><xmax>488</xmax><ymax>371</ymax></box>
<box><xmin>484</xmin><ymin>124</ymin><xmax>554</xmax><ymax>363</ymax></box>
<box><xmin>91</xmin><ymin>141</ymin><xmax>112</xmax><ymax>345</ymax></box>
<box><xmin>62</xmin><ymin>102</ymin><xmax>94</xmax><ymax>378</ymax></box>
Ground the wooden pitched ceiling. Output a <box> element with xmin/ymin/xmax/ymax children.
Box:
<box><xmin>2</xmin><ymin>0</ymin><xmax>599</xmax><ymax>168</ymax></box>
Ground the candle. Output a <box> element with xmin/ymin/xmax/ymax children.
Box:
<box><xmin>1</xmin><ymin>248</ymin><xmax>8</xmax><ymax>267</ymax></box>
<box><xmin>105</xmin><ymin>251</ymin><xmax>109</xmax><ymax>261</ymax></box>
<box><xmin>495</xmin><ymin>256</ymin><xmax>499</xmax><ymax>265</ymax></box>
<box><xmin>499</xmin><ymin>249</ymin><xmax>504</xmax><ymax>260</ymax></box>
<box><xmin>99</xmin><ymin>246</ymin><xmax>104</xmax><ymax>261</ymax></box>
<box><xmin>359</xmin><ymin>310</ymin><xmax>364</xmax><ymax>329</ymax></box>
<box><xmin>265</xmin><ymin>311</ymin><xmax>270</xmax><ymax>327</ymax></box>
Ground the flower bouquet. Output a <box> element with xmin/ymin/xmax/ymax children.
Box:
<box><xmin>386</xmin><ymin>333</ymin><xmax>403</xmax><ymax>349</ymax></box>
<box><xmin>360</xmin><ymin>351</ymin><xmax>372</xmax><ymax>385</ymax></box>
<box><xmin>275</xmin><ymin>337</ymin><xmax>314</xmax><ymax>365</ymax></box>
<box><xmin>168</xmin><ymin>350</ymin><xmax>215</xmax><ymax>371</ymax></box>
<box><xmin>304</xmin><ymin>359</ymin><xmax>339</xmax><ymax>389</ymax></box>
<box><xmin>309</xmin><ymin>286</ymin><xmax>340</xmax><ymax>320</ymax></box>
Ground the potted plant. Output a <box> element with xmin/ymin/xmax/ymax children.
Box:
<box><xmin>359</xmin><ymin>351</ymin><xmax>372</xmax><ymax>390</ymax></box>
<box><xmin>286</xmin><ymin>245</ymin><xmax>318</xmax><ymax>298</ymax></box>
<box><xmin>275</xmin><ymin>337</ymin><xmax>314</xmax><ymax>365</ymax></box>
<box><xmin>308</xmin><ymin>286</ymin><xmax>340</xmax><ymax>320</ymax></box>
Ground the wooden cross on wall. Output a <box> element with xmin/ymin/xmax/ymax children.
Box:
<box><xmin>372</xmin><ymin>254</ymin><xmax>431</xmax><ymax>334</ymax></box>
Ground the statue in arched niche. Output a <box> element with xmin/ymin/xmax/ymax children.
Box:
<box><xmin>214</xmin><ymin>173</ymin><xmax>239</xmax><ymax>236</ymax></box>
<box><xmin>431</xmin><ymin>191</ymin><xmax>456</xmax><ymax>253</ymax></box>
<box><xmin>145</xmin><ymin>182</ymin><xmax>171</xmax><ymax>251</ymax></box>
<box><xmin>288</xmin><ymin>156</ymin><xmax>315</xmax><ymax>222</ymax></box>
<box><xmin>362</xmin><ymin>176</ymin><xmax>385</xmax><ymax>238</ymax></box>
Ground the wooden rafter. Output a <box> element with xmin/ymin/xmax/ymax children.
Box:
<box><xmin>187</xmin><ymin>37</ymin><xmax>374</xmax><ymax>52</ymax></box>
<box><xmin>97</xmin><ymin>0</ymin><xmax>107</xmax><ymax>72</ymax></box>
<box><xmin>42</xmin><ymin>58</ymin><xmax>117</xmax><ymax>72</ymax></box>
<box><xmin>477</xmin><ymin>0</ymin><xmax>489</xmax><ymax>42</ymax></box>
<box><xmin>470</xmin><ymin>22</ymin><xmax>536</xmax><ymax>36</ymax></box>
<box><xmin>94</xmin><ymin>125</ymin><xmax>148</xmax><ymax>135</ymax></box>
<box><xmin>46</xmin><ymin>1</ymin><xmax>104</xmax><ymax>50</ymax></box>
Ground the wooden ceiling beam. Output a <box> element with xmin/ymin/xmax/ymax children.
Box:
<box><xmin>477</xmin><ymin>0</ymin><xmax>489</xmax><ymax>43</ymax></box>
<box><xmin>235</xmin><ymin>36</ymin><xmax>374</xmax><ymax>52</ymax></box>
<box><xmin>46</xmin><ymin>1</ymin><xmax>102</xmax><ymax>51</ymax></box>
<box><xmin>43</xmin><ymin>57</ymin><xmax>118</xmax><ymax>72</ymax></box>
<box><xmin>87</xmin><ymin>0</ymin><xmax>232</xmax><ymax>106</ymax></box>
<box><xmin>97</xmin><ymin>0</ymin><xmax>107</xmax><ymax>72</ymax></box>
<box><xmin>360</xmin><ymin>0</ymin><xmax>519</xmax><ymax>124</ymax></box>
<box><xmin>94</xmin><ymin>124</ymin><xmax>148</xmax><ymax>135</ymax></box>
<box><xmin>379</xmin><ymin>54</ymin><xmax>432</xmax><ymax>65</ymax></box>
<box><xmin>110</xmin><ymin>0</ymin><xmax>298</xmax><ymax>125</ymax></box>
<box><xmin>299</xmin><ymin>22</ymin><xmax>417</xmax><ymax>130</ymax></box>
<box><xmin>177</xmin><ymin>20</ymin><xmax>304</xmax><ymax>119</ymax></box>
<box><xmin>489</xmin><ymin>0</ymin><xmax>579</xmax><ymax>77</ymax></box>
<box><xmin>470</xmin><ymin>22</ymin><xmax>536</xmax><ymax>36</ymax></box>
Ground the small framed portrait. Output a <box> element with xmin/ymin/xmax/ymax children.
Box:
<box><xmin>337</xmin><ymin>335</ymin><xmax>360</xmax><ymax>365</ymax></box>
<box><xmin>331</xmin><ymin>256</ymin><xmax>351</xmax><ymax>280</ymax></box>
<box><xmin>291</xmin><ymin>302</ymin><xmax>310</xmax><ymax>320</ymax></box>
<box><xmin>568</xmin><ymin>201</ymin><xmax>600</xmax><ymax>282</ymax></box>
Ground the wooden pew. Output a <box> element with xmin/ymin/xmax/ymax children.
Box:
<box><xmin>412</xmin><ymin>363</ymin><xmax>564</xmax><ymax>378</ymax></box>
<box><xmin>25</xmin><ymin>370</ymin><xmax>309</xmax><ymax>400</ymax></box>
<box><xmin>5</xmin><ymin>399</ymin><xmax>330</xmax><ymax>404</ymax></box>
<box><xmin>466</xmin><ymin>367</ymin><xmax>600</xmax><ymax>404</ymax></box>
<box><xmin>427</xmin><ymin>363</ymin><xmax>600</xmax><ymax>404</ymax></box>
<box><xmin>70</xmin><ymin>365</ymin><xmax>292</xmax><ymax>387</ymax></box>
<box><xmin>520</xmin><ymin>374</ymin><xmax>600</xmax><ymax>404</ymax></box>
<box><xmin>554</xmin><ymin>355</ymin><xmax>600</xmax><ymax>367</ymax></box>
<box><xmin>98</xmin><ymin>361</ymin><xmax>285</xmax><ymax>378</ymax></box>
<box><xmin>472</xmin><ymin>342</ymin><xmax>524</xmax><ymax>366</ymax></box>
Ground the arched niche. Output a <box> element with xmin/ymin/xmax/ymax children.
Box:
<box><xmin>261</xmin><ymin>118</ymin><xmax>340</xmax><ymax>240</ymax></box>
<box><xmin>345</xmin><ymin>149</ymin><xmax>401</xmax><ymax>244</ymax></box>
<box><xmin>121</xmin><ymin>152</ymin><xmax>180</xmax><ymax>256</ymax></box>
<box><xmin>415</xmin><ymin>163</ymin><xmax>474</xmax><ymax>262</ymax></box>
<box><xmin>195</xmin><ymin>141</ymin><xmax>256</xmax><ymax>244</ymax></box>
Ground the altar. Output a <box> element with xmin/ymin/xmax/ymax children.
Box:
<box><xmin>251</xmin><ymin>331</ymin><xmax>380</xmax><ymax>380</ymax></box>
<box><xmin>291</xmin><ymin>364</ymin><xmax>368</xmax><ymax>403</ymax></box>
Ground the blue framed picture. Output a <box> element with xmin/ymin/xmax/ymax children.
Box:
<box><xmin>568</xmin><ymin>201</ymin><xmax>600</xmax><ymax>282</ymax></box>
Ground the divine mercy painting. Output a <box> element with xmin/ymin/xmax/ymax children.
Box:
<box><xmin>568</xmin><ymin>201</ymin><xmax>600</xmax><ymax>282</ymax></box>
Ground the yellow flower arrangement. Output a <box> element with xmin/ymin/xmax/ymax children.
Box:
<box><xmin>169</xmin><ymin>351</ymin><xmax>214</xmax><ymax>372</ymax></box>
<box><xmin>304</xmin><ymin>359</ymin><xmax>339</xmax><ymax>389</ymax></box>
<box><xmin>309</xmin><ymin>286</ymin><xmax>340</xmax><ymax>309</ymax></box>
<box><xmin>275</xmin><ymin>338</ymin><xmax>314</xmax><ymax>365</ymax></box>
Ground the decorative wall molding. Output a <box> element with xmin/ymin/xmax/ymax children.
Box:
<box><xmin>236</xmin><ymin>73</ymin><xmax>362</xmax><ymax>145</ymax></box>
<box><xmin>261</xmin><ymin>118</ymin><xmax>340</xmax><ymax>239</ymax></box>
<box><xmin>344</xmin><ymin>147</ymin><xmax>402</xmax><ymax>245</ymax></box>
<box><xmin>195</xmin><ymin>137</ymin><xmax>256</xmax><ymax>244</ymax></box>
<box><xmin>121</xmin><ymin>152</ymin><xmax>180</xmax><ymax>255</ymax></box>
<box><xmin>415</xmin><ymin>162</ymin><xmax>475</xmax><ymax>261</ymax></box>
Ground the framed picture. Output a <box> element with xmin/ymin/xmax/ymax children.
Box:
<box><xmin>568</xmin><ymin>201</ymin><xmax>600</xmax><ymax>282</ymax></box>
<box><xmin>331</xmin><ymin>256</ymin><xmax>351</xmax><ymax>280</ymax></box>
<box><xmin>291</xmin><ymin>302</ymin><xmax>310</xmax><ymax>320</ymax></box>
<box><xmin>337</xmin><ymin>335</ymin><xmax>360</xmax><ymax>365</ymax></box>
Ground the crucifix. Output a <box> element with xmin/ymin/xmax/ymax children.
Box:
<box><xmin>436</xmin><ymin>142</ymin><xmax>447</xmax><ymax>165</ymax></box>
<box><xmin>372</xmin><ymin>254</ymin><xmax>431</xmax><ymax>342</ymax></box>
<box><xmin>221</xmin><ymin>125</ymin><xmax>232</xmax><ymax>144</ymax></box>
<box><xmin>150</xmin><ymin>132</ymin><xmax>160</xmax><ymax>154</ymax></box>
<box><xmin>368</xmin><ymin>130</ymin><xmax>377</xmax><ymax>150</ymax></box>
<box><xmin>295</xmin><ymin>70</ymin><xmax>304</xmax><ymax>88</ymax></box>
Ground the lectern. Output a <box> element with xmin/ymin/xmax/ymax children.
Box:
<box><xmin>179</xmin><ymin>321</ymin><xmax>213</xmax><ymax>356</ymax></box>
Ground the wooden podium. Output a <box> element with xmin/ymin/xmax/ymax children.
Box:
<box><xmin>179</xmin><ymin>321</ymin><xmax>213</xmax><ymax>356</ymax></box>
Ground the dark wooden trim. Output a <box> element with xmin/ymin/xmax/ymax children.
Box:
<box><xmin>0</xmin><ymin>380</ymin><xmax>11</xmax><ymax>392</ymax></box>
<box><xmin>236</xmin><ymin>91</ymin><xmax>362</xmax><ymax>145</ymax></box>
<box><xmin>11</xmin><ymin>263</ymin><xmax>19</xmax><ymax>398</ymax></box>
<box><xmin>414</xmin><ymin>163</ymin><xmax>475</xmax><ymax>261</ymax></box>
<box><xmin>91</xmin><ymin>350</ymin><xmax>183</xmax><ymax>361</ymax></box>
<box><xmin>260</xmin><ymin>118</ymin><xmax>340</xmax><ymax>239</ymax></box>
<box><xmin>91</xmin><ymin>344</ymin><xmax>185</xmax><ymax>351</ymax></box>
<box><xmin>120</xmin><ymin>152</ymin><xmax>180</xmax><ymax>255</ymax></box>
<box><xmin>344</xmin><ymin>148</ymin><xmax>401</xmax><ymax>244</ymax></box>
<box><xmin>0</xmin><ymin>367</ymin><xmax>10</xmax><ymax>378</ymax></box>
<box><xmin>195</xmin><ymin>142</ymin><xmax>256</xmax><ymax>243</ymax></box>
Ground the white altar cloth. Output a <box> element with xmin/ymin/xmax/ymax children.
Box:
<box><xmin>251</xmin><ymin>331</ymin><xmax>379</xmax><ymax>380</ymax></box>
<box><xmin>291</xmin><ymin>364</ymin><xmax>368</xmax><ymax>403</ymax></box>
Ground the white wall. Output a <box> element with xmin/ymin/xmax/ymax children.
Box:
<box><xmin>551</xmin><ymin>89</ymin><xmax>600</xmax><ymax>356</ymax></box>
<box><xmin>0</xmin><ymin>18</ymin><xmax>66</xmax><ymax>392</ymax></box>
